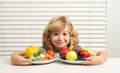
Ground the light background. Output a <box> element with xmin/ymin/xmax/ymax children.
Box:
<box><xmin>107</xmin><ymin>0</ymin><xmax>120</xmax><ymax>58</ymax></box>
<box><xmin>0</xmin><ymin>0</ymin><xmax>120</xmax><ymax>58</ymax></box>
<box><xmin>0</xmin><ymin>0</ymin><xmax>107</xmax><ymax>56</ymax></box>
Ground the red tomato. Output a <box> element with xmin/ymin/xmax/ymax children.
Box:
<box><xmin>46</xmin><ymin>50</ymin><xmax>54</xmax><ymax>57</ymax></box>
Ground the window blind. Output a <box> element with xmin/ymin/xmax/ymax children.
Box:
<box><xmin>0</xmin><ymin>0</ymin><xmax>107</xmax><ymax>56</ymax></box>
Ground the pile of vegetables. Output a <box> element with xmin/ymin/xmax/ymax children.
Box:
<box><xmin>25</xmin><ymin>46</ymin><xmax>54</xmax><ymax>61</ymax></box>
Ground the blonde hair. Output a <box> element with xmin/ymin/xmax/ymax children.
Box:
<box><xmin>42</xmin><ymin>16</ymin><xmax>79</xmax><ymax>50</ymax></box>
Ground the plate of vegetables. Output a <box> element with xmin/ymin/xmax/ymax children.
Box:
<box><xmin>24</xmin><ymin>46</ymin><xmax>55</xmax><ymax>64</ymax></box>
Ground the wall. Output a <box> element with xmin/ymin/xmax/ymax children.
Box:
<box><xmin>107</xmin><ymin>0</ymin><xmax>120</xmax><ymax>58</ymax></box>
<box><xmin>0</xmin><ymin>0</ymin><xmax>107</xmax><ymax>56</ymax></box>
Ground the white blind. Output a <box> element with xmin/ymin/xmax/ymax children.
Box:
<box><xmin>0</xmin><ymin>0</ymin><xmax>107</xmax><ymax>56</ymax></box>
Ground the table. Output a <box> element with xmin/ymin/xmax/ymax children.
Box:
<box><xmin>0</xmin><ymin>56</ymin><xmax>120</xmax><ymax>73</ymax></box>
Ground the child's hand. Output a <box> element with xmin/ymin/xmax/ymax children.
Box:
<box><xmin>80</xmin><ymin>51</ymin><xmax>107</xmax><ymax>65</ymax></box>
<box><xmin>81</xmin><ymin>56</ymin><xmax>103</xmax><ymax>65</ymax></box>
<box><xmin>11</xmin><ymin>52</ymin><xmax>31</xmax><ymax>66</ymax></box>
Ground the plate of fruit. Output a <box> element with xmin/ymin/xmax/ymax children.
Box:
<box><xmin>24</xmin><ymin>46</ymin><xmax>56</xmax><ymax>64</ymax></box>
<box><xmin>59</xmin><ymin>58</ymin><xmax>85</xmax><ymax>64</ymax></box>
<box><xmin>59</xmin><ymin>45</ymin><xmax>96</xmax><ymax>64</ymax></box>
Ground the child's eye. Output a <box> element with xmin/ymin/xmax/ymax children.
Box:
<box><xmin>54</xmin><ymin>33</ymin><xmax>58</xmax><ymax>35</ymax></box>
<box><xmin>63</xmin><ymin>33</ymin><xmax>67</xmax><ymax>36</ymax></box>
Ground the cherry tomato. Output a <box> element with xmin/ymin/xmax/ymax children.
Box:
<box><xmin>46</xmin><ymin>50</ymin><xmax>54</xmax><ymax>57</ymax></box>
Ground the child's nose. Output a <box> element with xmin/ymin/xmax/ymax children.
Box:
<box><xmin>58</xmin><ymin>35</ymin><xmax>64</xmax><ymax>40</ymax></box>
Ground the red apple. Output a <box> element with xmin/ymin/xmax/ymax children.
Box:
<box><xmin>59</xmin><ymin>48</ymin><xmax>69</xmax><ymax>60</ymax></box>
<box><xmin>79</xmin><ymin>51</ymin><xmax>89</xmax><ymax>58</ymax></box>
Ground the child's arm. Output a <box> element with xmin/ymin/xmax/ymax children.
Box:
<box><xmin>81</xmin><ymin>51</ymin><xmax>108</xmax><ymax>65</ymax></box>
<box><xmin>11</xmin><ymin>51</ymin><xmax>31</xmax><ymax>65</ymax></box>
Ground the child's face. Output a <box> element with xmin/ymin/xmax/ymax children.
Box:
<box><xmin>50</xmin><ymin>26</ymin><xmax>70</xmax><ymax>51</ymax></box>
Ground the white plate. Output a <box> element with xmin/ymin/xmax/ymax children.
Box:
<box><xmin>29</xmin><ymin>53</ymin><xmax>59</xmax><ymax>65</ymax></box>
<box><xmin>30</xmin><ymin>59</ymin><xmax>55</xmax><ymax>64</ymax></box>
<box><xmin>59</xmin><ymin>58</ymin><xmax>85</xmax><ymax>64</ymax></box>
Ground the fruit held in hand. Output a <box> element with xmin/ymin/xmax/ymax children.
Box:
<box><xmin>25</xmin><ymin>46</ymin><xmax>39</xmax><ymax>58</ymax></box>
<box><xmin>59</xmin><ymin>48</ymin><xmax>69</xmax><ymax>60</ymax></box>
<box><xmin>66</xmin><ymin>51</ymin><xmax>77</xmax><ymax>61</ymax></box>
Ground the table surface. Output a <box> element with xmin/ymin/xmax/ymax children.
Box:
<box><xmin>0</xmin><ymin>56</ymin><xmax>120</xmax><ymax>73</ymax></box>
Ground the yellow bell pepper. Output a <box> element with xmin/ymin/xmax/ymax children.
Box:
<box><xmin>25</xmin><ymin>46</ymin><xmax>39</xmax><ymax>58</ymax></box>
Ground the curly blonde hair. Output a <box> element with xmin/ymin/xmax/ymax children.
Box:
<box><xmin>42</xmin><ymin>16</ymin><xmax>79</xmax><ymax>51</ymax></box>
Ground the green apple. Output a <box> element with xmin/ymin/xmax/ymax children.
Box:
<box><xmin>66</xmin><ymin>51</ymin><xmax>77</xmax><ymax>61</ymax></box>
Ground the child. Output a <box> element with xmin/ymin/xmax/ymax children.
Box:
<box><xmin>11</xmin><ymin>16</ymin><xmax>107</xmax><ymax>65</ymax></box>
